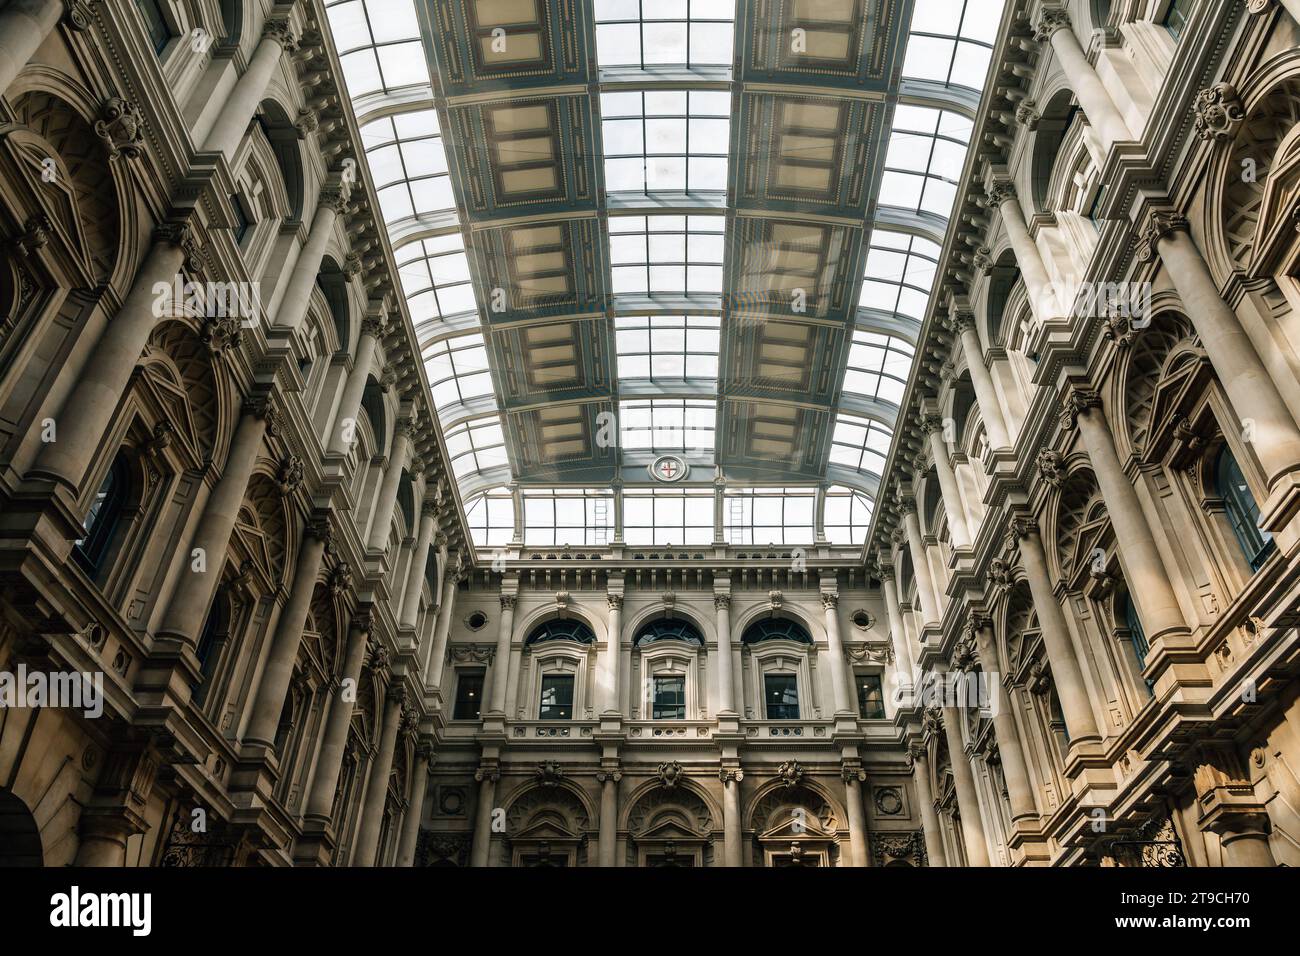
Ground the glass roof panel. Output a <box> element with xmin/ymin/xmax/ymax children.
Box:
<box><xmin>859</xmin><ymin>230</ymin><xmax>940</xmax><ymax>322</ymax></box>
<box><xmin>602</xmin><ymin>90</ymin><xmax>731</xmax><ymax>194</ymax></box>
<box><xmin>619</xmin><ymin>399</ymin><xmax>716</xmax><ymax>452</ymax></box>
<box><xmin>903</xmin><ymin>0</ymin><xmax>1000</xmax><ymax>91</ymax></box>
<box><xmin>623</xmin><ymin>486</ymin><xmax>715</xmax><ymax>546</ymax></box>
<box><xmin>444</xmin><ymin>417</ymin><xmax>510</xmax><ymax>479</ymax></box>
<box><xmin>522</xmin><ymin>488</ymin><xmax>615</xmax><ymax>546</ymax></box>
<box><xmin>465</xmin><ymin>486</ymin><xmax>515</xmax><ymax>548</ymax></box>
<box><xmin>723</xmin><ymin>486</ymin><xmax>816</xmax><ymax>546</ymax></box>
<box><xmin>324</xmin><ymin>0</ymin><xmax>428</xmax><ymax>98</ymax></box>
<box><xmin>842</xmin><ymin>330</ymin><xmax>915</xmax><ymax>406</ymax></box>
<box><xmin>594</xmin><ymin>0</ymin><xmax>736</xmax><ymax>69</ymax></box>
<box><xmin>423</xmin><ymin>333</ymin><xmax>496</xmax><ymax>413</ymax></box>
<box><xmin>829</xmin><ymin>414</ymin><xmax>894</xmax><ymax>478</ymax></box>
<box><xmin>881</xmin><ymin>105</ymin><xmax>972</xmax><ymax>219</ymax></box>
<box><xmin>361</xmin><ymin>110</ymin><xmax>455</xmax><ymax>225</ymax></box>
<box><xmin>395</xmin><ymin>234</ymin><xmax>478</xmax><ymax>325</ymax></box>
<box><xmin>609</xmin><ymin>214</ymin><xmax>725</xmax><ymax>297</ymax></box>
<box><xmin>615</xmin><ymin>314</ymin><xmax>721</xmax><ymax>382</ymax></box>
<box><xmin>824</xmin><ymin>484</ymin><xmax>874</xmax><ymax>546</ymax></box>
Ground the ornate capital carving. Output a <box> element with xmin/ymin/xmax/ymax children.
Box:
<box><xmin>329</xmin><ymin>562</ymin><xmax>353</xmax><ymax>597</ymax></box>
<box><xmin>1015</xmin><ymin>99</ymin><xmax>1040</xmax><ymax>131</ymax></box>
<box><xmin>94</xmin><ymin>97</ymin><xmax>145</xmax><ymax>160</ymax></box>
<box><xmin>1193</xmin><ymin>82</ymin><xmax>1244</xmax><ymax>143</ymax></box>
<box><xmin>200</xmin><ymin>315</ymin><xmax>243</xmax><ymax>355</ymax></box>
<box><xmin>607</xmin><ymin>594</ymin><xmax>624</xmax><ymax>611</ymax></box>
<box><xmin>319</xmin><ymin>183</ymin><xmax>350</xmax><ymax>216</ymax></box>
<box><xmin>821</xmin><ymin>591</ymin><xmax>839</xmax><ymax>611</ymax></box>
<box><xmin>920</xmin><ymin>414</ymin><xmax>946</xmax><ymax>437</ymax></box>
<box><xmin>895</xmin><ymin>494</ymin><xmax>917</xmax><ymax>516</ymax></box>
<box><xmin>262</xmin><ymin>16</ymin><xmax>298</xmax><ymax>51</ymax></box>
<box><xmin>344</xmin><ymin>253</ymin><xmax>365</xmax><ymax>282</ymax></box>
<box><xmin>841</xmin><ymin>765</ymin><xmax>867</xmax><ymax>784</ymax></box>
<box><xmin>1136</xmin><ymin>209</ymin><xmax>1189</xmax><ymax>263</ymax></box>
<box><xmin>153</xmin><ymin>220</ymin><xmax>204</xmax><ymax>275</ymax></box>
<box><xmin>275</xmin><ymin>454</ymin><xmax>304</xmax><ymax>496</ymax></box>
<box><xmin>985</xmin><ymin>178</ymin><xmax>1017</xmax><ymax>207</ymax></box>
<box><xmin>241</xmin><ymin>392</ymin><xmax>281</xmax><ymax>435</ymax></box>
<box><xmin>1004</xmin><ymin>513</ymin><xmax>1038</xmax><ymax>550</ymax></box>
<box><xmin>1059</xmin><ymin>386</ymin><xmax>1102</xmax><ymax>430</ymax></box>
<box><xmin>1245</xmin><ymin>0</ymin><xmax>1276</xmax><ymax>13</ymax></box>
<box><xmin>714</xmin><ymin>593</ymin><xmax>731</xmax><ymax>611</ymax></box>
<box><xmin>500</xmin><ymin>594</ymin><xmax>517</xmax><ymax>611</ymax></box>
<box><xmin>767</xmin><ymin>589</ymin><xmax>783</xmax><ymax>611</ymax></box>
<box><xmin>365</xmin><ymin>639</ymin><xmax>390</xmax><ymax>675</ymax></box>
<box><xmin>474</xmin><ymin>765</ymin><xmax>499</xmax><ymax>784</ymax></box>
<box><xmin>596</xmin><ymin>768</ymin><xmax>623</xmax><ymax>784</ymax></box>
<box><xmin>718</xmin><ymin>768</ymin><xmax>743</xmax><ymax>785</ymax></box>
<box><xmin>1037</xmin><ymin>449</ymin><xmax>1064</xmax><ymax>488</ymax></box>
<box><xmin>1032</xmin><ymin>5</ymin><xmax>1072</xmax><ymax>42</ymax></box>
<box><xmin>306</xmin><ymin>513</ymin><xmax>334</xmax><ymax>551</ymax></box>
<box><xmin>63</xmin><ymin>0</ymin><xmax>99</xmax><ymax>31</ymax></box>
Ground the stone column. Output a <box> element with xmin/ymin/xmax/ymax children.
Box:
<box><xmin>842</xmin><ymin>766</ymin><xmax>870</xmax><ymax>867</ymax></box>
<box><xmin>597</xmin><ymin>768</ymin><xmax>620</xmax><ymax>867</ymax></box>
<box><xmin>720</xmin><ymin>768</ymin><xmax>744</xmax><ymax>867</ymax></box>
<box><xmin>424</xmin><ymin>558</ymin><xmax>460</xmax><ymax>690</ymax></box>
<box><xmin>714</xmin><ymin>592</ymin><xmax>736</xmax><ymax>714</ymax></box>
<box><xmin>303</xmin><ymin>607</ymin><xmax>371</xmax><ymax>825</ymax></box>
<box><xmin>821</xmin><ymin>591</ymin><xmax>855</xmax><ymax>715</ymax></box>
<box><xmin>984</xmin><ymin>181</ymin><xmax>1059</xmax><ymax>326</ymax></box>
<box><xmin>922</xmin><ymin>415</ymin><xmax>972</xmax><ymax>548</ymax></box>
<box><xmin>938</xmin><ymin>707</ymin><xmax>991</xmax><ymax>866</ymax></box>
<box><xmin>1250</xmin><ymin>0</ymin><xmax>1300</xmax><ymax>36</ymax></box>
<box><xmin>880</xmin><ymin>567</ymin><xmax>915</xmax><ymax>681</ymax></box>
<box><xmin>1065</xmin><ymin>387</ymin><xmax>1187</xmax><ymax>644</ymax></box>
<box><xmin>900</xmin><ymin>499</ymin><xmax>942</xmax><ymax>626</ymax></box>
<box><xmin>1034</xmin><ymin>6</ymin><xmax>1132</xmax><ymax>150</ymax></box>
<box><xmin>72</xmin><ymin>747</ymin><xmax>157</xmax><ymax>866</ymax></box>
<box><xmin>273</xmin><ymin>187</ymin><xmax>349</xmax><ymax>331</ymax></box>
<box><xmin>399</xmin><ymin>501</ymin><xmax>438</xmax><ymax>629</ymax></box>
<box><xmin>395</xmin><ymin>741</ymin><xmax>433</xmax><ymax>866</ymax></box>
<box><xmin>0</xmin><ymin>0</ymin><xmax>73</xmax><ymax>99</ymax></box>
<box><xmin>1194</xmin><ymin>744</ymin><xmax>1276</xmax><ymax>867</ymax></box>
<box><xmin>909</xmin><ymin>744</ymin><xmax>948</xmax><ymax>866</ymax></box>
<box><xmin>353</xmin><ymin>688</ymin><xmax>406</xmax><ymax>866</ymax></box>
<box><xmin>470</xmin><ymin>766</ymin><xmax>498</xmax><ymax>867</ymax></box>
<box><xmin>968</xmin><ymin>615</ymin><xmax>1037</xmax><ymax>823</ymax></box>
<box><xmin>33</xmin><ymin>224</ymin><xmax>198</xmax><ymax>489</ymax></box>
<box><xmin>945</xmin><ymin>311</ymin><xmax>1011</xmax><ymax>450</ymax></box>
<box><xmin>156</xmin><ymin>396</ymin><xmax>277</xmax><ymax>649</ymax></box>
<box><xmin>1139</xmin><ymin>210</ymin><xmax>1300</xmax><ymax>514</ymax></box>
<box><xmin>600</xmin><ymin>594</ymin><xmax>623</xmax><ymax>714</ymax></box>
<box><xmin>366</xmin><ymin>419</ymin><xmax>414</xmax><ymax>552</ymax></box>
<box><xmin>487</xmin><ymin>594</ymin><xmax>516</xmax><ymax>715</ymax></box>
<box><xmin>1007</xmin><ymin>515</ymin><xmax>1101</xmax><ymax>743</ymax></box>
<box><xmin>328</xmin><ymin>314</ymin><xmax>383</xmax><ymax>454</ymax></box>
<box><xmin>202</xmin><ymin>16</ymin><xmax>297</xmax><ymax>160</ymax></box>
<box><xmin>244</xmin><ymin>515</ymin><xmax>331</xmax><ymax>749</ymax></box>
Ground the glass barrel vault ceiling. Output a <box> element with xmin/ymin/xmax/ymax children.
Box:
<box><xmin>322</xmin><ymin>0</ymin><xmax>1004</xmax><ymax>550</ymax></box>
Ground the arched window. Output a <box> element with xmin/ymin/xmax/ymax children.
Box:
<box><xmin>634</xmin><ymin>618</ymin><xmax>703</xmax><ymax>646</ymax></box>
<box><xmin>1215</xmin><ymin>447</ymin><xmax>1274</xmax><ymax>571</ymax></box>
<box><xmin>741</xmin><ymin>617</ymin><xmax>812</xmax><ymax>645</ymax></box>
<box><xmin>73</xmin><ymin>453</ymin><xmax>129</xmax><ymax>575</ymax></box>
<box><xmin>524</xmin><ymin>619</ymin><xmax>596</xmax><ymax>646</ymax></box>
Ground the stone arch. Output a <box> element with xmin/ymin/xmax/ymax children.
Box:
<box><xmin>242</xmin><ymin>471</ymin><xmax>291</xmax><ymax>590</ymax></box>
<box><xmin>1029</xmin><ymin>89</ymin><xmax>1083</xmax><ymax>215</ymax></box>
<box><xmin>920</xmin><ymin>466</ymin><xmax>943</xmax><ymax>538</ymax></box>
<box><xmin>619</xmin><ymin>775</ymin><xmax>721</xmax><ymax>833</ymax></box>
<box><xmin>514</xmin><ymin>601</ymin><xmax>606</xmax><ymax>646</ymax></box>
<box><xmin>731</xmin><ymin>601</ymin><xmax>825</xmax><ymax>645</ymax></box>
<box><xmin>1211</xmin><ymin>64</ymin><xmax>1300</xmax><ymax>275</ymax></box>
<box><xmin>142</xmin><ymin>318</ymin><xmax>228</xmax><ymax>465</ymax></box>
<box><xmin>985</xmin><ymin>249</ymin><xmax>1021</xmax><ymax>348</ymax></box>
<box><xmin>504</xmin><ymin>779</ymin><xmax>597</xmax><ymax>830</ymax></box>
<box><xmin>995</xmin><ymin>577</ymin><xmax>1038</xmax><ymax>680</ymax></box>
<box><xmin>7</xmin><ymin>85</ymin><xmax>124</xmax><ymax>288</ymax></box>
<box><xmin>0</xmin><ymin>788</ymin><xmax>42</xmax><ymax>866</ymax></box>
<box><xmin>623</xmin><ymin>601</ymin><xmax>715</xmax><ymax>646</ymax></box>
<box><xmin>317</xmin><ymin>256</ymin><xmax>352</xmax><ymax>353</ymax></box>
<box><xmin>361</xmin><ymin>378</ymin><xmax>389</xmax><ymax>455</ymax></box>
<box><xmin>745</xmin><ymin>777</ymin><xmax>844</xmax><ymax>836</ymax></box>
<box><xmin>253</xmin><ymin>98</ymin><xmax>305</xmax><ymax>222</ymax></box>
<box><xmin>1046</xmin><ymin>462</ymin><xmax>1104</xmax><ymax>584</ymax></box>
<box><xmin>1115</xmin><ymin>309</ymin><xmax>1195</xmax><ymax>459</ymax></box>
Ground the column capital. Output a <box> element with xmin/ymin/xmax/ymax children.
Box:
<box><xmin>596</xmin><ymin>768</ymin><xmax>623</xmax><ymax>784</ymax></box>
<box><xmin>821</xmin><ymin>591</ymin><xmax>839</xmax><ymax>611</ymax></box>
<box><xmin>500</xmin><ymin>594</ymin><xmax>517</xmax><ymax>611</ymax></box>
<box><xmin>241</xmin><ymin>389</ymin><xmax>282</xmax><ymax>435</ymax></box>
<box><xmin>607</xmin><ymin>593</ymin><xmax>624</xmax><ymax>611</ymax></box>
<box><xmin>1245</xmin><ymin>0</ymin><xmax>1276</xmax><ymax>13</ymax></box>
<box><xmin>261</xmin><ymin>15</ymin><xmax>298</xmax><ymax>51</ymax></box>
<box><xmin>718</xmin><ymin>768</ymin><xmax>744</xmax><ymax>785</ymax></box>
<box><xmin>841</xmin><ymin>765</ymin><xmax>867</xmax><ymax>784</ymax></box>
<box><xmin>64</xmin><ymin>0</ymin><xmax>100</xmax><ymax>31</ymax></box>
<box><xmin>1059</xmin><ymin>385</ymin><xmax>1102</xmax><ymax>429</ymax></box>
<box><xmin>350</xmin><ymin>603</ymin><xmax>374</xmax><ymax>634</ymax></box>
<box><xmin>941</xmin><ymin>309</ymin><xmax>977</xmax><ymax>335</ymax></box>
<box><xmin>920</xmin><ymin>413</ymin><xmax>946</xmax><ymax>436</ymax></box>
<box><xmin>319</xmin><ymin>183</ymin><xmax>352</xmax><ymax>215</ymax></box>
<box><xmin>153</xmin><ymin>220</ymin><xmax>204</xmax><ymax>275</ymax></box>
<box><xmin>1193</xmin><ymin>82</ymin><xmax>1245</xmax><ymax>143</ymax></box>
<box><xmin>713</xmin><ymin>593</ymin><xmax>731</xmax><ymax>610</ymax></box>
<box><xmin>985</xmin><ymin>177</ymin><xmax>1017</xmax><ymax>208</ymax></box>
<box><xmin>1004</xmin><ymin>512</ymin><xmax>1039</xmax><ymax>551</ymax></box>
<box><xmin>1136</xmin><ymin>208</ymin><xmax>1190</xmax><ymax>263</ymax></box>
<box><xmin>1032</xmin><ymin>4</ymin><xmax>1072</xmax><ymax>42</ymax></box>
<box><xmin>306</xmin><ymin>511</ymin><xmax>335</xmax><ymax>552</ymax></box>
<box><xmin>474</xmin><ymin>765</ymin><xmax>500</xmax><ymax>784</ymax></box>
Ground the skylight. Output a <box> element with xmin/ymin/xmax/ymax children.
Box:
<box><xmin>903</xmin><ymin>0</ymin><xmax>1000</xmax><ymax>91</ymax></box>
<box><xmin>594</xmin><ymin>0</ymin><xmax>736</xmax><ymax>69</ymax></box>
<box><xmin>465</xmin><ymin>486</ymin><xmax>515</xmax><ymax>548</ymax></box>
<box><xmin>829</xmin><ymin>415</ymin><xmax>894</xmax><ymax>478</ymax></box>
<box><xmin>361</xmin><ymin>110</ymin><xmax>454</xmax><ymax>226</ymax></box>
<box><xmin>615</xmin><ymin>314</ymin><xmax>721</xmax><ymax>382</ymax></box>
<box><xmin>824</xmin><ymin>485</ymin><xmax>874</xmax><ymax>545</ymax></box>
<box><xmin>619</xmin><ymin>399</ymin><xmax>717</xmax><ymax>453</ymax></box>
<box><xmin>609</xmin><ymin>214</ymin><xmax>725</xmax><ymax>297</ymax></box>
<box><xmin>602</xmin><ymin>90</ymin><xmax>731</xmax><ymax>195</ymax></box>
<box><xmin>623</xmin><ymin>486</ymin><xmax>714</xmax><ymax>546</ymax></box>
<box><xmin>723</xmin><ymin>486</ymin><xmax>816</xmax><ymax>546</ymax></box>
<box><xmin>881</xmin><ymin>105</ymin><xmax>972</xmax><ymax>218</ymax></box>
<box><xmin>859</xmin><ymin>231</ymin><xmax>940</xmax><ymax>322</ymax></box>
<box><xmin>842</xmin><ymin>331</ymin><xmax>915</xmax><ymax>406</ymax></box>
<box><xmin>444</xmin><ymin>418</ymin><xmax>510</xmax><ymax>480</ymax></box>
<box><xmin>522</xmin><ymin>488</ymin><xmax>615</xmax><ymax>546</ymax></box>
<box><xmin>395</xmin><ymin>235</ymin><xmax>477</xmax><ymax>324</ymax></box>
<box><xmin>324</xmin><ymin>0</ymin><xmax>428</xmax><ymax>98</ymax></box>
<box><xmin>423</xmin><ymin>333</ymin><xmax>496</xmax><ymax>414</ymax></box>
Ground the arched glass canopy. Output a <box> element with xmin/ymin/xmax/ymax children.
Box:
<box><xmin>323</xmin><ymin>0</ymin><xmax>1005</xmax><ymax>551</ymax></box>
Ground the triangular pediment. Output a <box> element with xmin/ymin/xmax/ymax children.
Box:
<box><xmin>1248</xmin><ymin>126</ymin><xmax>1300</xmax><ymax>277</ymax></box>
<box><xmin>758</xmin><ymin>810</ymin><xmax>834</xmax><ymax>842</ymax></box>
<box><xmin>513</xmin><ymin>817</ymin><xmax>579</xmax><ymax>843</ymax></box>
<box><xmin>637</xmin><ymin>815</ymin><xmax>707</xmax><ymax>843</ymax></box>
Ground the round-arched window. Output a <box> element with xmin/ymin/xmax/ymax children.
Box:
<box><xmin>634</xmin><ymin>618</ymin><xmax>704</xmax><ymax>646</ymax></box>
<box><xmin>741</xmin><ymin>617</ymin><xmax>812</xmax><ymax>645</ymax></box>
<box><xmin>524</xmin><ymin>619</ymin><xmax>596</xmax><ymax>646</ymax></box>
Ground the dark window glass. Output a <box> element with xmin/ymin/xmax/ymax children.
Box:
<box><xmin>741</xmin><ymin>617</ymin><xmax>813</xmax><ymax>646</ymax></box>
<box><xmin>230</xmin><ymin>194</ymin><xmax>251</xmax><ymax>244</ymax></box>
<box><xmin>539</xmin><ymin>674</ymin><xmax>574</xmax><ymax>720</ymax></box>
<box><xmin>1215</xmin><ymin>447</ymin><xmax>1275</xmax><ymax>571</ymax></box>
<box><xmin>525</xmin><ymin>619</ymin><xmax>597</xmax><ymax>646</ymax></box>
<box><xmin>765</xmin><ymin>674</ymin><xmax>799</xmax><ymax>720</ymax></box>
<box><xmin>453</xmin><ymin>670</ymin><xmax>484</xmax><ymax>720</ymax></box>
<box><xmin>652</xmin><ymin>675</ymin><xmax>685</xmax><ymax>720</ymax></box>
<box><xmin>136</xmin><ymin>0</ymin><xmax>173</xmax><ymax>55</ymax></box>
<box><xmin>1163</xmin><ymin>0</ymin><xmax>1193</xmax><ymax>39</ymax></box>
<box><xmin>857</xmin><ymin>674</ymin><xmax>885</xmax><ymax>719</ymax></box>
<box><xmin>73</xmin><ymin>454</ymin><xmax>129</xmax><ymax>575</ymax></box>
<box><xmin>1123</xmin><ymin>592</ymin><xmax>1154</xmax><ymax>696</ymax></box>
<box><xmin>634</xmin><ymin>618</ymin><xmax>704</xmax><ymax>645</ymax></box>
